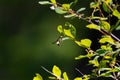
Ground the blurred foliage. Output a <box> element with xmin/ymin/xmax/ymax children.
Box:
<box><xmin>0</xmin><ymin>0</ymin><xmax>93</xmax><ymax>80</ymax></box>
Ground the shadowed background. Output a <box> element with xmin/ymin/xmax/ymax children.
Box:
<box><xmin>0</xmin><ymin>0</ymin><xmax>92</xmax><ymax>80</ymax></box>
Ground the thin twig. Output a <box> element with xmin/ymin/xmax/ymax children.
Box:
<box><xmin>75</xmin><ymin>68</ymin><xmax>84</xmax><ymax>76</ymax></box>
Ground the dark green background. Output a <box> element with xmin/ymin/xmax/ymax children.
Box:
<box><xmin>0</xmin><ymin>0</ymin><xmax>92</xmax><ymax>80</ymax></box>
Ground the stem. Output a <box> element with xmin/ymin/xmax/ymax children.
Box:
<box><xmin>100</xmin><ymin>29</ymin><xmax>120</xmax><ymax>42</ymax></box>
<box><xmin>75</xmin><ymin>68</ymin><xmax>84</xmax><ymax>76</ymax></box>
<box><xmin>104</xmin><ymin>1</ymin><xmax>113</xmax><ymax>12</ymax></box>
<box><xmin>110</xmin><ymin>65</ymin><xmax>117</xmax><ymax>80</ymax></box>
<box><xmin>110</xmin><ymin>33</ymin><xmax>120</xmax><ymax>42</ymax></box>
<box><xmin>111</xmin><ymin>20</ymin><xmax>120</xmax><ymax>31</ymax></box>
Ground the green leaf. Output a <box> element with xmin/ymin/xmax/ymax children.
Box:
<box><xmin>90</xmin><ymin>2</ymin><xmax>99</xmax><ymax>8</ymax></box>
<box><xmin>102</xmin><ymin>0</ymin><xmax>113</xmax><ymax>5</ymax></box>
<box><xmin>91</xmin><ymin>16</ymin><xmax>108</xmax><ymax>20</ymax></box>
<box><xmin>75</xmin><ymin>53</ymin><xmax>95</xmax><ymax>60</ymax></box>
<box><xmin>70</xmin><ymin>0</ymin><xmax>78</xmax><ymax>8</ymax></box>
<box><xmin>64</xmin><ymin>22</ymin><xmax>76</xmax><ymax>38</ymax></box>
<box><xmin>48</xmin><ymin>76</ymin><xmax>56</xmax><ymax>79</ymax></box>
<box><xmin>102</xmin><ymin>3</ymin><xmax>111</xmax><ymax>13</ymax></box>
<box><xmin>108</xmin><ymin>66</ymin><xmax>120</xmax><ymax>73</ymax></box>
<box><xmin>101</xmin><ymin>21</ymin><xmax>111</xmax><ymax>32</ymax></box>
<box><xmin>38</xmin><ymin>1</ymin><xmax>51</xmax><ymax>5</ymax></box>
<box><xmin>96</xmin><ymin>49</ymin><xmax>106</xmax><ymax>55</ymax></box>
<box><xmin>99</xmin><ymin>68</ymin><xmax>111</xmax><ymax>72</ymax></box>
<box><xmin>74</xmin><ymin>40</ymin><xmax>81</xmax><ymax>46</ymax></box>
<box><xmin>86</xmin><ymin>24</ymin><xmax>100</xmax><ymax>30</ymax></box>
<box><xmin>33</xmin><ymin>73</ymin><xmax>43</xmax><ymax>80</ymax></box>
<box><xmin>100</xmin><ymin>70</ymin><xmax>113</xmax><ymax>78</ymax></box>
<box><xmin>83</xmin><ymin>75</ymin><xmax>90</xmax><ymax>80</ymax></box>
<box><xmin>50</xmin><ymin>0</ymin><xmax>56</xmax><ymax>4</ymax></box>
<box><xmin>64</xmin><ymin>29</ymin><xmax>74</xmax><ymax>38</ymax></box>
<box><xmin>75</xmin><ymin>55</ymin><xmax>87</xmax><ymax>60</ymax></box>
<box><xmin>101</xmin><ymin>45</ymin><xmax>112</xmax><ymax>50</ymax></box>
<box><xmin>57</xmin><ymin>25</ymin><xmax>63</xmax><ymax>33</ymax></box>
<box><xmin>100</xmin><ymin>60</ymin><xmax>110</xmax><ymax>68</ymax></box>
<box><xmin>75</xmin><ymin>39</ymin><xmax>92</xmax><ymax>48</ymax></box>
<box><xmin>89</xmin><ymin>56</ymin><xmax>99</xmax><ymax>67</ymax></box>
<box><xmin>80</xmin><ymin>39</ymin><xmax>92</xmax><ymax>48</ymax></box>
<box><xmin>64</xmin><ymin>14</ymin><xmax>76</xmax><ymax>18</ymax></box>
<box><xmin>63</xmin><ymin>72</ymin><xmax>69</xmax><ymax>80</ymax></box>
<box><xmin>114</xmin><ymin>66</ymin><xmax>120</xmax><ymax>71</ymax></box>
<box><xmin>99</xmin><ymin>36</ymin><xmax>114</xmax><ymax>44</ymax></box>
<box><xmin>52</xmin><ymin>65</ymin><xmax>61</xmax><ymax>77</ymax></box>
<box><xmin>99</xmin><ymin>68</ymin><xmax>112</xmax><ymax>77</ymax></box>
<box><xmin>77</xmin><ymin>7</ymin><xmax>86</xmax><ymax>13</ymax></box>
<box><xmin>113</xmin><ymin>10</ymin><xmax>120</xmax><ymax>19</ymax></box>
<box><xmin>100</xmin><ymin>72</ymin><xmax>112</xmax><ymax>77</ymax></box>
<box><xmin>55</xmin><ymin>7</ymin><xmax>67</xmax><ymax>14</ymax></box>
<box><xmin>62</xmin><ymin>4</ymin><xmax>70</xmax><ymax>10</ymax></box>
<box><xmin>74</xmin><ymin>77</ymin><xmax>82</xmax><ymax>80</ymax></box>
<box><xmin>115</xmin><ymin>25</ymin><xmax>120</xmax><ymax>30</ymax></box>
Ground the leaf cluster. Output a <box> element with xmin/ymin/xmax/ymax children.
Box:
<box><xmin>34</xmin><ymin>0</ymin><xmax>120</xmax><ymax>80</ymax></box>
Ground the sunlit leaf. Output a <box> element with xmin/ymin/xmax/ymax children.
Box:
<box><xmin>75</xmin><ymin>55</ymin><xmax>87</xmax><ymax>60</ymax></box>
<box><xmin>48</xmin><ymin>76</ymin><xmax>56</xmax><ymax>79</ymax></box>
<box><xmin>115</xmin><ymin>42</ymin><xmax>120</xmax><ymax>48</ymax></box>
<box><xmin>83</xmin><ymin>75</ymin><xmax>90</xmax><ymax>80</ymax></box>
<box><xmin>62</xmin><ymin>4</ymin><xmax>70</xmax><ymax>10</ymax></box>
<box><xmin>65</xmin><ymin>22</ymin><xmax>76</xmax><ymax>37</ymax></box>
<box><xmin>101</xmin><ymin>21</ymin><xmax>111</xmax><ymax>32</ymax></box>
<box><xmin>63</xmin><ymin>72</ymin><xmax>69</xmax><ymax>80</ymax></box>
<box><xmin>52</xmin><ymin>65</ymin><xmax>61</xmax><ymax>77</ymax></box>
<box><xmin>64</xmin><ymin>29</ymin><xmax>74</xmax><ymax>38</ymax></box>
<box><xmin>75</xmin><ymin>53</ymin><xmax>95</xmax><ymax>60</ymax></box>
<box><xmin>113</xmin><ymin>10</ymin><xmax>120</xmax><ymax>19</ymax></box>
<box><xmin>102</xmin><ymin>0</ymin><xmax>113</xmax><ymax>4</ymax></box>
<box><xmin>89</xmin><ymin>56</ymin><xmax>99</xmax><ymax>67</ymax></box>
<box><xmin>33</xmin><ymin>73</ymin><xmax>43</xmax><ymax>80</ymax></box>
<box><xmin>104</xmin><ymin>55</ymin><xmax>111</xmax><ymax>59</ymax></box>
<box><xmin>101</xmin><ymin>45</ymin><xmax>112</xmax><ymax>51</ymax></box>
<box><xmin>50</xmin><ymin>0</ymin><xmax>56</xmax><ymax>4</ymax></box>
<box><xmin>74</xmin><ymin>77</ymin><xmax>82</xmax><ymax>80</ymax></box>
<box><xmin>80</xmin><ymin>39</ymin><xmax>92</xmax><ymax>48</ymax></box>
<box><xmin>99</xmin><ymin>36</ymin><xmax>114</xmax><ymax>44</ymax></box>
<box><xmin>38</xmin><ymin>1</ymin><xmax>51</xmax><ymax>5</ymax></box>
<box><xmin>57</xmin><ymin>25</ymin><xmax>63</xmax><ymax>33</ymax></box>
<box><xmin>75</xmin><ymin>39</ymin><xmax>92</xmax><ymax>48</ymax></box>
<box><xmin>86</xmin><ymin>53</ymin><xmax>95</xmax><ymax>58</ymax></box>
<box><xmin>64</xmin><ymin>22</ymin><xmax>76</xmax><ymax>38</ymax></box>
<box><xmin>55</xmin><ymin>7</ymin><xmax>67</xmax><ymax>14</ymax></box>
<box><xmin>86</xmin><ymin>24</ymin><xmax>100</xmax><ymax>30</ymax></box>
<box><xmin>77</xmin><ymin>7</ymin><xmax>86</xmax><ymax>13</ymax></box>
